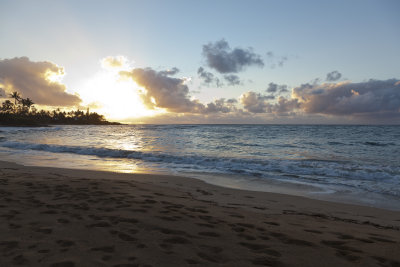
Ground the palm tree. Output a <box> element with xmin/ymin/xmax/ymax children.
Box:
<box><xmin>10</xmin><ymin>91</ymin><xmax>21</xmax><ymax>105</ymax></box>
<box><xmin>20</xmin><ymin>98</ymin><xmax>34</xmax><ymax>114</ymax></box>
<box><xmin>21</xmin><ymin>98</ymin><xmax>34</xmax><ymax>110</ymax></box>
<box><xmin>1</xmin><ymin>100</ymin><xmax>14</xmax><ymax>113</ymax></box>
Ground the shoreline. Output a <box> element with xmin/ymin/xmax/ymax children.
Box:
<box><xmin>1</xmin><ymin>151</ymin><xmax>399</xmax><ymax>211</ymax></box>
<box><xmin>1</xmin><ymin>159</ymin><xmax>400</xmax><ymax>216</ymax></box>
<box><xmin>1</xmin><ymin>124</ymin><xmax>399</xmax><ymax>213</ymax></box>
<box><xmin>187</xmin><ymin>172</ymin><xmax>400</xmax><ymax>212</ymax></box>
<box><xmin>1</xmin><ymin>160</ymin><xmax>399</xmax><ymax>266</ymax></box>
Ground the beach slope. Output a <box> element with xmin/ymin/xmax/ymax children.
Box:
<box><xmin>0</xmin><ymin>161</ymin><xmax>399</xmax><ymax>266</ymax></box>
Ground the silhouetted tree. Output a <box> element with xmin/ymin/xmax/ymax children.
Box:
<box><xmin>1</xmin><ymin>94</ymin><xmax>118</xmax><ymax>126</ymax></box>
<box><xmin>21</xmin><ymin>98</ymin><xmax>34</xmax><ymax>110</ymax></box>
<box><xmin>10</xmin><ymin>91</ymin><xmax>21</xmax><ymax>105</ymax></box>
<box><xmin>1</xmin><ymin>100</ymin><xmax>14</xmax><ymax>113</ymax></box>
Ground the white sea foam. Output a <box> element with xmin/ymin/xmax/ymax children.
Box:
<box><xmin>1</xmin><ymin>135</ymin><xmax>399</xmax><ymax>199</ymax></box>
<box><xmin>1</xmin><ymin>124</ymin><xmax>399</xmax><ymax>209</ymax></box>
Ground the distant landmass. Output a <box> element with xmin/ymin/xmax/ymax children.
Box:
<box><xmin>0</xmin><ymin>91</ymin><xmax>120</xmax><ymax>126</ymax></box>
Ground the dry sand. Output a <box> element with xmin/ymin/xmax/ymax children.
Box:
<box><xmin>0</xmin><ymin>160</ymin><xmax>399</xmax><ymax>266</ymax></box>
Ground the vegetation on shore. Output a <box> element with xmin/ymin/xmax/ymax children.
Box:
<box><xmin>0</xmin><ymin>91</ymin><xmax>120</xmax><ymax>126</ymax></box>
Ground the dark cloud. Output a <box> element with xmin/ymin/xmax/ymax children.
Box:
<box><xmin>266</xmin><ymin>82</ymin><xmax>288</xmax><ymax>93</ymax></box>
<box><xmin>239</xmin><ymin>92</ymin><xmax>268</xmax><ymax>113</ymax></box>
<box><xmin>240</xmin><ymin>78</ymin><xmax>400</xmax><ymax>121</ymax></box>
<box><xmin>204</xmin><ymin>98</ymin><xmax>237</xmax><ymax>114</ymax></box>
<box><xmin>274</xmin><ymin>96</ymin><xmax>300</xmax><ymax>114</ymax></box>
<box><xmin>224</xmin><ymin>74</ymin><xmax>241</xmax><ymax>86</ymax></box>
<box><xmin>226</xmin><ymin>98</ymin><xmax>238</xmax><ymax>104</ymax></box>
<box><xmin>202</xmin><ymin>39</ymin><xmax>264</xmax><ymax>73</ymax></box>
<box><xmin>292</xmin><ymin>79</ymin><xmax>400</xmax><ymax>119</ymax></box>
<box><xmin>240</xmin><ymin>91</ymin><xmax>299</xmax><ymax>114</ymax></box>
<box><xmin>0</xmin><ymin>57</ymin><xmax>81</xmax><ymax>106</ymax></box>
<box><xmin>197</xmin><ymin>67</ymin><xmax>222</xmax><ymax>87</ymax></box>
<box><xmin>239</xmin><ymin>92</ymin><xmax>271</xmax><ymax>113</ymax></box>
<box><xmin>279</xmin><ymin>86</ymin><xmax>289</xmax><ymax>93</ymax></box>
<box><xmin>120</xmin><ymin>67</ymin><xmax>236</xmax><ymax>114</ymax></box>
<box><xmin>266</xmin><ymin>83</ymin><xmax>278</xmax><ymax>93</ymax></box>
<box><xmin>326</xmin><ymin>70</ymin><xmax>342</xmax><ymax>81</ymax></box>
<box><xmin>265</xmin><ymin>95</ymin><xmax>276</xmax><ymax>100</ymax></box>
<box><xmin>198</xmin><ymin>67</ymin><xmax>242</xmax><ymax>87</ymax></box>
<box><xmin>121</xmin><ymin>63</ymin><xmax>399</xmax><ymax>123</ymax></box>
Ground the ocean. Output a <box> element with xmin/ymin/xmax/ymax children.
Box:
<box><xmin>0</xmin><ymin>124</ymin><xmax>399</xmax><ymax>210</ymax></box>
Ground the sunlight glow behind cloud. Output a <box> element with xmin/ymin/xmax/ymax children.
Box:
<box><xmin>100</xmin><ymin>55</ymin><xmax>131</xmax><ymax>71</ymax></box>
<box><xmin>76</xmin><ymin>63</ymin><xmax>165</xmax><ymax>120</ymax></box>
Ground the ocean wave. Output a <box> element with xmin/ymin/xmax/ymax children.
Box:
<box><xmin>327</xmin><ymin>141</ymin><xmax>346</xmax><ymax>146</ymax></box>
<box><xmin>0</xmin><ymin>126</ymin><xmax>62</xmax><ymax>133</ymax></box>
<box><xmin>232</xmin><ymin>142</ymin><xmax>261</xmax><ymax>147</ymax></box>
<box><xmin>363</xmin><ymin>141</ymin><xmax>395</xmax><ymax>147</ymax></box>
<box><xmin>1</xmin><ymin>140</ymin><xmax>399</xmax><ymax>196</ymax></box>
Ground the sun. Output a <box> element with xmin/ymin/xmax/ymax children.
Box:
<box><xmin>76</xmin><ymin>69</ymin><xmax>164</xmax><ymax>121</ymax></box>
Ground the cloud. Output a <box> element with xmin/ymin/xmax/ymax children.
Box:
<box><xmin>266</xmin><ymin>83</ymin><xmax>278</xmax><ymax>92</ymax></box>
<box><xmin>240</xmin><ymin>78</ymin><xmax>400</xmax><ymax>121</ymax></box>
<box><xmin>266</xmin><ymin>52</ymin><xmax>288</xmax><ymax>68</ymax></box>
<box><xmin>292</xmin><ymin>79</ymin><xmax>400</xmax><ymax>119</ymax></box>
<box><xmin>197</xmin><ymin>67</ymin><xmax>222</xmax><ymax>87</ymax></box>
<box><xmin>198</xmin><ymin>67</ymin><xmax>242</xmax><ymax>87</ymax></box>
<box><xmin>120</xmin><ymin>67</ymin><xmax>202</xmax><ymax>113</ymax></box>
<box><xmin>202</xmin><ymin>39</ymin><xmax>264</xmax><ymax>73</ymax></box>
<box><xmin>204</xmin><ymin>98</ymin><xmax>237</xmax><ymax>113</ymax></box>
<box><xmin>101</xmin><ymin>55</ymin><xmax>129</xmax><ymax>70</ymax></box>
<box><xmin>278</xmin><ymin>57</ymin><xmax>288</xmax><ymax>67</ymax></box>
<box><xmin>122</xmin><ymin>68</ymin><xmax>399</xmax><ymax>123</ymax></box>
<box><xmin>239</xmin><ymin>92</ymin><xmax>271</xmax><ymax>113</ymax></box>
<box><xmin>274</xmin><ymin>96</ymin><xmax>300</xmax><ymax>114</ymax></box>
<box><xmin>0</xmin><ymin>57</ymin><xmax>81</xmax><ymax>106</ymax></box>
<box><xmin>326</xmin><ymin>70</ymin><xmax>342</xmax><ymax>81</ymax></box>
<box><xmin>266</xmin><ymin>82</ymin><xmax>288</xmax><ymax>93</ymax></box>
<box><xmin>120</xmin><ymin>67</ymin><xmax>240</xmax><ymax>115</ymax></box>
<box><xmin>0</xmin><ymin>87</ymin><xmax>6</xmax><ymax>97</ymax></box>
<box><xmin>240</xmin><ymin>91</ymin><xmax>299</xmax><ymax>114</ymax></box>
<box><xmin>159</xmin><ymin>67</ymin><xmax>179</xmax><ymax>76</ymax></box>
<box><xmin>224</xmin><ymin>74</ymin><xmax>241</xmax><ymax>86</ymax></box>
<box><xmin>120</xmin><ymin>67</ymin><xmax>236</xmax><ymax>115</ymax></box>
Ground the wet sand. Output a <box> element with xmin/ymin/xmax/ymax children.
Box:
<box><xmin>0</xmin><ymin>160</ymin><xmax>399</xmax><ymax>266</ymax></box>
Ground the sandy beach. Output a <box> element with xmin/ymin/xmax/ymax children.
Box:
<box><xmin>0</xmin><ymin>160</ymin><xmax>399</xmax><ymax>267</ymax></box>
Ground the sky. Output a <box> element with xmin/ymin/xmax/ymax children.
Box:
<box><xmin>0</xmin><ymin>0</ymin><xmax>399</xmax><ymax>124</ymax></box>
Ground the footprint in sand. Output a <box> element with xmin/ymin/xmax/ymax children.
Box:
<box><xmin>197</xmin><ymin>252</ymin><xmax>226</xmax><ymax>264</ymax></box>
<box><xmin>35</xmin><ymin>227</ymin><xmax>53</xmax><ymax>234</ymax></box>
<box><xmin>185</xmin><ymin>259</ymin><xmax>200</xmax><ymax>265</ymax></box>
<box><xmin>198</xmin><ymin>231</ymin><xmax>220</xmax><ymax>237</ymax></box>
<box><xmin>56</xmin><ymin>240</ymin><xmax>75</xmax><ymax>247</ymax></box>
<box><xmin>118</xmin><ymin>232</ymin><xmax>137</xmax><ymax>242</ymax></box>
<box><xmin>252</xmin><ymin>257</ymin><xmax>282</xmax><ymax>266</ymax></box>
<box><xmin>50</xmin><ymin>261</ymin><xmax>75</xmax><ymax>267</ymax></box>
<box><xmin>304</xmin><ymin>229</ymin><xmax>322</xmax><ymax>234</ymax></box>
<box><xmin>87</xmin><ymin>221</ymin><xmax>112</xmax><ymax>228</ymax></box>
<box><xmin>12</xmin><ymin>254</ymin><xmax>29</xmax><ymax>265</ymax></box>
<box><xmin>163</xmin><ymin>236</ymin><xmax>191</xmax><ymax>245</ymax></box>
<box><xmin>90</xmin><ymin>246</ymin><xmax>115</xmax><ymax>253</ymax></box>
